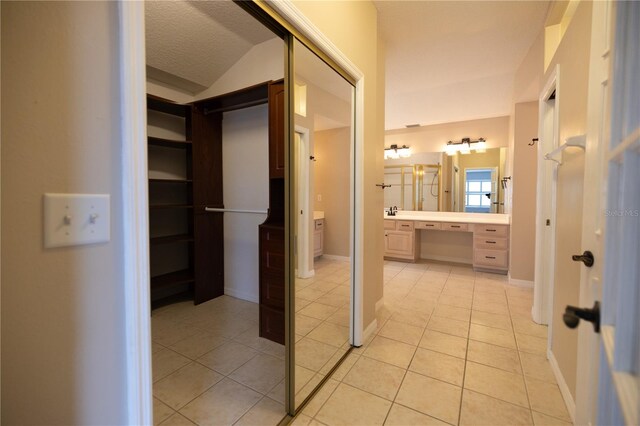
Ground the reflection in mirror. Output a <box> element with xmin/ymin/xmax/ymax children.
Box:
<box><xmin>292</xmin><ymin>38</ymin><xmax>354</xmax><ymax>410</ymax></box>
<box><xmin>384</xmin><ymin>148</ymin><xmax>507</xmax><ymax>213</ymax></box>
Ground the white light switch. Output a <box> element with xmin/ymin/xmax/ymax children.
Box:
<box><xmin>44</xmin><ymin>193</ymin><xmax>110</xmax><ymax>248</ymax></box>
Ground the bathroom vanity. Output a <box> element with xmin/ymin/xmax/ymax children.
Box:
<box><xmin>383</xmin><ymin>211</ymin><xmax>510</xmax><ymax>274</ymax></box>
<box><xmin>314</xmin><ymin>211</ymin><xmax>324</xmax><ymax>257</ymax></box>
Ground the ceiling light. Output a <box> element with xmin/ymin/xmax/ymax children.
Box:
<box><xmin>384</xmin><ymin>144</ymin><xmax>410</xmax><ymax>159</ymax></box>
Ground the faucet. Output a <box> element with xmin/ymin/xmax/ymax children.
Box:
<box><xmin>387</xmin><ymin>206</ymin><xmax>398</xmax><ymax>216</ymax></box>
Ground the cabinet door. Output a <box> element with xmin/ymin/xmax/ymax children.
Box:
<box><xmin>384</xmin><ymin>230</ymin><xmax>414</xmax><ymax>257</ymax></box>
<box><xmin>314</xmin><ymin>229</ymin><xmax>323</xmax><ymax>257</ymax></box>
<box><xmin>268</xmin><ymin>82</ymin><xmax>285</xmax><ymax>178</ymax></box>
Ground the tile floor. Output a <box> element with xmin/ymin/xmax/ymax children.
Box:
<box><xmin>151</xmin><ymin>295</ymin><xmax>287</xmax><ymax>425</ymax></box>
<box><xmin>293</xmin><ymin>260</ymin><xmax>573</xmax><ymax>426</ymax></box>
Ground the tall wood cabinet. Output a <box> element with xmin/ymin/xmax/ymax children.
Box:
<box><xmin>259</xmin><ymin>81</ymin><xmax>285</xmax><ymax>344</ymax></box>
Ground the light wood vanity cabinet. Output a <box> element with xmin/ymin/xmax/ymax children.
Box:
<box><xmin>384</xmin><ymin>218</ymin><xmax>509</xmax><ymax>273</ymax></box>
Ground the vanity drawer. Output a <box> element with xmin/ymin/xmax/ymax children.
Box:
<box><xmin>442</xmin><ymin>222</ymin><xmax>468</xmax><ymax>232</ymax></box>
<box><xmin>474</xmin><ymin>224</ymin><xmax>508</xmax><ymax>237</ymax></box>
<box><xmin>415</xmin><ymin>221</ymin><xmax>441</xmax><ymax>230</ymax></box>
<box><xmin>384</xmin><ymin>220</ymin><xmax>397</xmax><ymax>230</ymax></box>
<box><xmin>474</xmin><ymin>249</ymin><xmax>508</xmax><ymax>269</ymax></box>
<box><xmin>397</xmin><ymin>221</ymin><xmax>414</xmax><ymax>232</ymax></box>
<box><xmin>474</xmin><ymin>236</ymin><xmax>508</xmax><ymax>250</ymax></box>
<box><xmin>315</xmin><ymin>219</ymin><xmax>324</xmax><ymax>230</ymax></box>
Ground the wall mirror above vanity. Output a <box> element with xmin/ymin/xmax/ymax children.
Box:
<box><xmin>384</xmin><ymin>146</ymin><xmax>508</xmax><ymax>214</ymax></box>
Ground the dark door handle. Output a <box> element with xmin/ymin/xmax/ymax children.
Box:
<box><xmin>572</xmin><ymin>250</ymin><xmax>594</xmax><ymax>267</ymax></box>
<box><xmin>563</xmin><ymin>301</ymin><xmax>600</xmax><ymax>333</ymax></box>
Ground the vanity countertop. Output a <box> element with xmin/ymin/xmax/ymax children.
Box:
<box><xmin>314</xmin><ymin>211</ymin><xmax>325</xmax><ymax>220</ymax></box>
<box><xmin>383</xmin><ymin>210</ymin><xmax>510</xmax><ymax>225</ymax></box>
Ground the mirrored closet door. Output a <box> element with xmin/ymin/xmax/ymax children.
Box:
<box><xmin>290</xmin><ymin>37</ymin><xmax>356</xmax><ymax>412</ymax></box>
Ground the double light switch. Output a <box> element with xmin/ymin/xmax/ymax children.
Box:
<box><xmin>44</xmin><ymin>193</ymin><xmax>110</xmax><ymax>248</ymax></box>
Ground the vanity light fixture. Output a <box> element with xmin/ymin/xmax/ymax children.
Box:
<box><xmin>445</xmin><ymin>138</ymin><xmax>487</xmax><ymax>156</ymax></box>
<box><xmin>384</xmin><ymin>144</ymin><xmax>411</xmax><ymax>159</ymax></box>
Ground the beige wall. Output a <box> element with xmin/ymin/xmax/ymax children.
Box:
<box><xmin>314</xmin><ymin>128</ymin><xmax>351</xmax><ymax>257</ymax></box>
<box><xmin>1</xmin><ymin>2</ymin><xmax>128</xmax><ymax>423</ymax></box>
<box><xmin>546</xmin><ymin>0</ymin><xmax>593</xmax><ymax>399</ymax></box>
<box><xmin>292</xmin><ymin>0</ymin><xmax>384</xmax><ymax>328</ymax></box>
<box><xmin>386</xmin><ymin>116</ymin><xmax>510</xmax><ymax>154</ymax></box>
<box><xmin>510</xmin><ymin>101</ymin><xmax>539</xmax><ymax>282</ymax></box>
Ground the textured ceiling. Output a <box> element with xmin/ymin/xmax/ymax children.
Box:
<box><xmin>145</xmin><ymin>0</ymin><xmax>275</xmax><ymax>92</ymax></box>
<box><xmin>375</xmin><ymin>0</ymin><xmax>549</xmax><ymax>130</ymax></box>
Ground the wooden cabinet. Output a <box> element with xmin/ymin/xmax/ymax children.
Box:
<box><xmin>314</xmin><ymin>219</ymin><xmax>324</xmax><ymax>257</ymax></box>
<box><xmin>147</xmin><ymin>95</ymin><xmax>196</xmax><ymax>307</ymax></box>
<box><xmin>383</xmin><ymin>220</ymin><xmax>418</xmax><ymax>261</ymax></box>
<box><xmin>259</xmin><ymin>80</ymin><xmax>285</xmax><ymax>344</ymax></box>
<box><xmin>472</xmin><ymin>224</ymin><xmax>509</xmax><ymax>273</ymax></box>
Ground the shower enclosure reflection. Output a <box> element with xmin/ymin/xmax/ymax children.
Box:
<box><xmin>291</xmin><ymin>38</ymin><xmax>354</xmax><ymax>411</ymax></box>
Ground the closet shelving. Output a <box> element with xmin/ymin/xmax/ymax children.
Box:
<box><xmin>147</xmin><ymin>94</ymin><xmax>195</xmax><ymax>306</ymax></box>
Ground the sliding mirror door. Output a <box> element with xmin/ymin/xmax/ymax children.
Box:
<box><xmin>290</xmin><ymin>38</ymin><xmax>355</xmax><ymax>411</ymax></box>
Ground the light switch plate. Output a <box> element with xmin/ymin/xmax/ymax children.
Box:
<box><xmin>44</xmin><ymin>193</ymin><xmax>110</xmax><ymax>248</ymax></box>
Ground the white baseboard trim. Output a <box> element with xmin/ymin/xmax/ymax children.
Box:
<box><xmin>375</xmin><ymin>297</ymin><xmax>384</xmax><ymax>312</ymax></box>
<box><xmin>508</xmin><ymin>274</ymin><xmax>534</xmax><ymax>288</ymax></box>
<box><xmin>547</xmin><ymin>349</ymin><xmax>576</xmax><ymax>423</ymax></box>
<box><xmin>322</xmin><ymin>254</ymin><xmax>350</xmax><ymax>262</ymax></box>
<box><xmin>419</xmin><ymin>254</ymin><xmax>472</xmax><ymax>265</ymax></box>
<box><xmin>224</xmin><ymin>287</ymin><xmax>258</xmax><ymax>304</ymax></box>
<box><xmin>362</xmin><ymin>319</ymin><xmax>378</xmax><ymax>345</ymax></box>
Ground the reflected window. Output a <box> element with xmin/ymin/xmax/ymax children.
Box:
<box><xmin>465</xmin><ymin>169</ymin><xmax>492</xmax><ymax>213</ymax></box>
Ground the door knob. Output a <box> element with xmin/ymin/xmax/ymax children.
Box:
<box><xmin>563</xmin><ymin>301</ymin><xmax>600</xmax><ymax>333</ymax></box>
<box><xmin>571</xmin><ymin>250</ymin><xmax>594</xmax><ymax>267</ymax></box>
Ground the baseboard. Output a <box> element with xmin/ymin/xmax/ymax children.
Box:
<box><xmin>224</xmin><ymin>287</ymin><xmax>258</xmax><ymax>304</ymax></box>
<box><xmin>547</xmin><ymin>349</ymin><xmax>576</xmax><ymax>423</ymax></box>
<box><xmin>322</xmin><ymin>254</ymin><xmax>350</xmax><ymax>262</ymax></box>
<box><xmin>362</xmin><ymin>318</ymin><xmax>378</xmax><ymax>345</ymax></box>
<box><xmin>419</xmin><ymin>254</ymin><xmax>472</xmax><ymax>265</ymax></box>
<box><xmin>508</xmin><ymin>273</ymin><xmax>534</xmax><ymax>288</ymax></box>
<box><xmin>375</xmin><ymin>297</ymin><xmax>384</xmax><ymax>312</ymax></box>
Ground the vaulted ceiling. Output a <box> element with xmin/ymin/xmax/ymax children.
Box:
<box><xmin>375</xmin><ymin>0</ymin><xmax>550</xmax><ymax>130</ymax></box>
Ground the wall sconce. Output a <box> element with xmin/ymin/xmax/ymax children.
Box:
<box><xmin>384</xmin><ymin>144</ymin><xmax>411</xmax><ymax>160</ymax></box>
<box><xmin>445</xmin><ymin>138</ymin><xmax>487</xmax><ymax>156</ymax></box>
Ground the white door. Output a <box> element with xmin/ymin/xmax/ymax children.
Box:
<box><xmin>575</xmin><ymin>2</ymin><xmax>640</xmax><ymax>425</ymax></box>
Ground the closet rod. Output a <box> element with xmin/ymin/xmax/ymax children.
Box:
<box><xmin>204</xmin><ymin>207</ymin><xmax>268</xmax><ymax>215</ymax></box>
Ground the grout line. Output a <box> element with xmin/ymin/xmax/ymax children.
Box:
<box><xmin>456</xmin><ymin>274</ymin><xmax>475</xmax><ymax>426</ymax></box>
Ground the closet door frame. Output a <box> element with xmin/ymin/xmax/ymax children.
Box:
<box><xmin>117</xmin><ymin>0</ymin><xmax>365</xmax><ymax>422</ymax></box>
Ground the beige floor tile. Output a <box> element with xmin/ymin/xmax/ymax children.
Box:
<box><xmin>460</xmin><ymin>389</ymin><xmax>533</xmax><ymax>425</ymax></box>
<box><xmin>291</xmin><ymin>414</ymin><xmax>314</xmax><ymax>426</ymax></box>
<box><xmin>378</xmin><ymin>320</ymin><xmax>424</xmax><ymax>345</ymax></box>
<box><xmin>471</xmin><ymin>310</ymin><xmax>513</xmax><ymax>331</ymax></box>
<box><xmin>389</xmin><ymin>309</ymin><xmax>431</xmax><ymax>328</ymax></box>
<box><xmin>152</xmin><ymin>318</ymin><xmax>200</xmax><ymax>347</ymax></box>
<box><xmin>467</xmin><ymin>340</ymin><xmax>521</xmax><ymax>374</ymax></box>
<box><xmin>153</xmin><ymin>398</ymin><xmax>175</xmax><ymax>425</ymax></box>
<box><xmin>427</xmin><ymin>315</ymin><xmax>469</xmax><ymax>338</ymax></box>
<box><xmin>307</xmin><ymin>322</ymin><xmax>350</xmax><ymax>348</ymax></box>
<box><xmin>321</xmin><ymin>352</ymin><xmax>359</xmax><ymax>381</ymax></box>
<box><xmin>196</xmin><ymin>341</ymin><xmax>258</xmax><ymax>375</ymax></box>
<box><xmin>229</xmin><ymin>353</ymin><xmax>284</xmax><ymax>394</ymax></box>
<box><xmin>433</xmin><ymin>304</ymin><xmax>471</xmax><ymax>322</ymax></box>
<box><xmin>469</xmin><ymin>323</ymin><xmax>517</xmax><ymax>349</ymax></box>
<box><xmin>296</xmin><ymin>298</ymin><xmax>314</xmax><ymax>312</ymax></box>
<box><xmin>473</xmin><ymin>299</ymin><xmax>510</xmax><ymax>315</ymax></box>
<box><xmin>399</xmin><ymin>297</ymin><xmax>436</xmax><ymax>313</ymax></box>
<box><xmin>428</xmin><ymin>264</ymin><xmax>453</xmax><ymax>273</ymax></box>
<box><xmin>179</xmin><ymin>378</ymin><xmax>262</xmax><ymax>425</ymax></box>
<box><xmin>525</xmin><ymin>377</ymin><xmax>571</xmax><ymax>422</ymax></box>
<box><xmin>520</xmin><ymin>352</ymin><xmax>556</xmax><ymax>383</ymax></box>
<box><xmin>473</xmin><ymin>292</ymin><xmax>508</xmax><ymax>304</ymax></box>
<box><xmin>419</xmin><ymin>330</ymin><xmax>468</xmax><ymax>359</ymax></box>
<box><xmin>362</xmin><ymin>336</ymin><xmax>417</xmax><ymax>369</ymax></box>
<box><xmin>154</xmin><ymin>362</ymin><xmax>223</xmax><ymax>410</ymax></box>
<box><xmin>531</xmin><ymin>410</ymin><xmax>573</xmax><ymax>425</ymax></box>
<box><xmin>315</xmin><ymin>383</ymin><xmax>392</xmax><ymax>426</ymax></box>
<box><xmin>438</xmin><ymin>294</ymin><xmax>473</xmax><ymax>309</ymax></box>
<box><xmin>516</xmin><ymin>333</ymin><xmax>548</xmax><ymax>355</ymax></box>
<box><xmin>234</xmin><ymin>396</ymin><xmax>286</xmax><ymax>426</ymax></box>
<box><xmin>343</xmin><ymin>356</ymin><xmax>406</xmax><ymax>400</ymax></box>
<box><xmin>325</xmin><ymin>308</ymin><xmax>350</xmax><ymax>327</ymax></box>
<box><xmin>409</xmin><ymin>348</ymin><xmax>465</xmax><ymax>386</ymax></box>
<box><xmin>395</xmin><ymin>371</ymin><xmax>461</xmax><ymax>425</ymax></box>
<box><xmin>296</xmin><ymin>315</ymin><xmax>324</xmax><ymax>336</ymax></box>
<box><xmin>153</xmin><ymin>348</ymin><xmax>191</xmax><ymax>383</ymax></box>
<box><xmin>296</xmin><ymin>373</ymin><xmax>325</xmax><ymax>405</ymax></box>
<box><xmin>301</xmin><ymin>378</ymin><xmax>340</xmax><ymax>417</ymax></box>
<box><xmin>296</xmin><ymin>337</ymin><xmax>339</xmax><ymax>371</ymax></box>
<box><xmin>316</xmin><ymin>292</ymin><xmax>349</xmax><ymax>308</ymax></box>
<box><xmin>297</xmin><ymin>287</ymin><xmax>328</xmax><ymax>301</ymax></box>
<box><xmin>384</xmin><ymin>403</ymin><xmax>449</xmax><ymax>425</ymax></box>
<box><xmin>159</xmin><ymin>412</ymin><xmax>196</xmax><ymax>425</ymax></box>
<box><xmin>464</xmin><ymin>361</ymin><xmax>528</xmax><ymax>408</ymax></box>
<box><xmin>406</xmin><ymin>288</ymin><xmax>441</xmax><ymax>303</ymax></box>
<box><xmin>267</xmin><ymin>380</ymin><xmax>285</xmax><ymax>405</ymax></box>
<box><xmin>168</xmin><ymin>330</ymin><xmax>227</xmax><ymax>360</ymax></box>
<box><xmin>510</xmin><ymin>303</ymin><xmax>535</xmax><ymax>318</ymax></box>
<box><xmin>298</xmin><ymin>302</ymin><xmax>339</xmax><ymax>321</ymax></box>
<box><xmin>153</xmin><ymin>342</ymin><xmax>166</xmax><ymax>354</ymax></box>
<box><xmin>512</xmin><ymin>317</ymin><xmax>548</xmax><ymax>339</ymax></box>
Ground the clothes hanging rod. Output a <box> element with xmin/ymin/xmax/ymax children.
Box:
<box><xmin>544</xmin><ymin>134</ymin><xmax>586</xmax><ymax>165</ymax></box>
<box><xmin>204</xmin><ymin>207</ymin><xmax>267</xmax><ymax>215</ymax></box>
